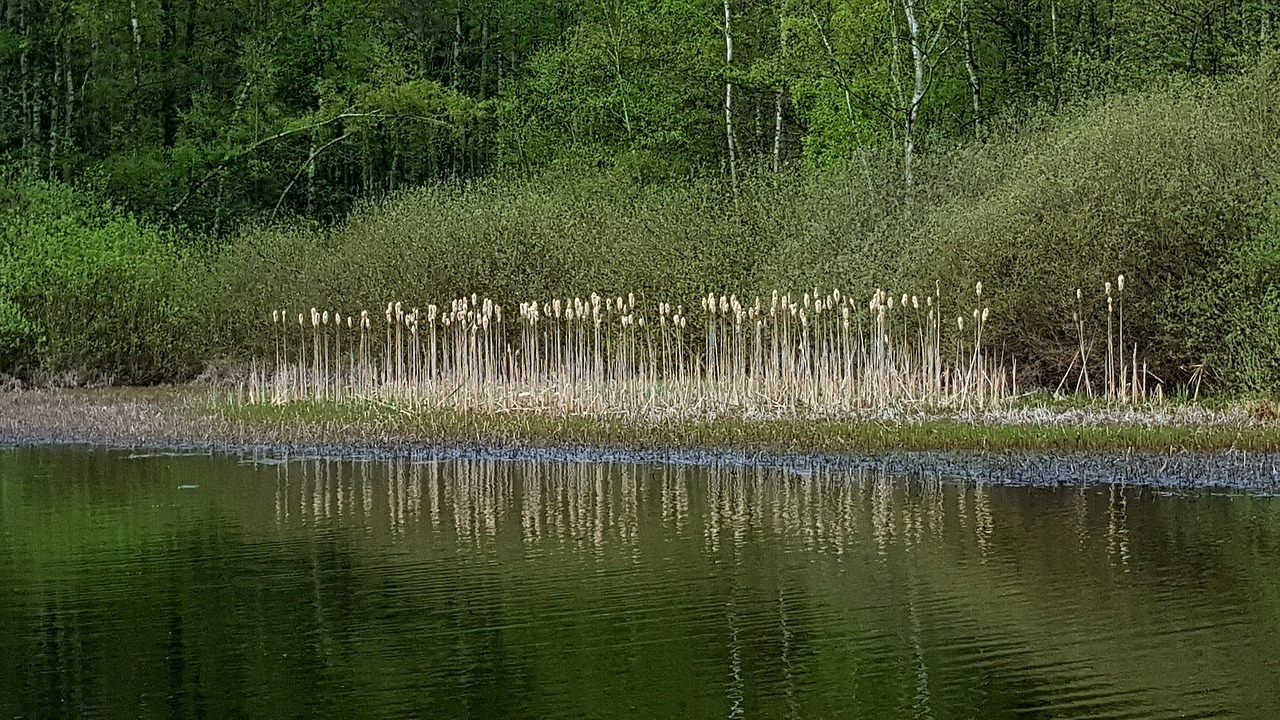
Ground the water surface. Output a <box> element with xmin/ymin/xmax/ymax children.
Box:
<box><xmin>2</xmin><ymin>448</ymin><xmax>1278</xmax><ymax>718</ymax></box>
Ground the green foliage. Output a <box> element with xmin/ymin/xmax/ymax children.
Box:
<box><xmin>206</xmin><ymin>168</ymin><xmax>771</xmax><ymax>357</ymax></box>
<box><xmin>1201</xmin><ymin>183</ymin><xmax>1280</xmax><ymax>397</ymax></box>
<box><xmin>913</xmin><ymin>70</ymin><xmax>1279</xmax><ymax>386</ymax></box>
<box><xmin>0</xmin><ymin>180</ymin><xmax>203</xmax><ymax>383</ymax></box>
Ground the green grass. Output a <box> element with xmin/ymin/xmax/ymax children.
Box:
<box><xmin>216</xmin><ymin>398</ymin><xmax>1280</xmax><ymax>455</ymax></box>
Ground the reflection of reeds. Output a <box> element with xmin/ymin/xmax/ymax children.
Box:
<box><xmin>254</xmin><ymin>287</ymin><xmax>1014</xmax><ymax>415</ymax></box>
<box><xmin>269</xmin><ymin>458</ymin><xmax>1008</xmax><ymax>562</ymax></box>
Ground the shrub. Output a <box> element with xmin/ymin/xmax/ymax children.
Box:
<box><xmin>914</xmin><ymin>69</ymin><xmax>1280</xmax><ymax>388</ymax></box>
<box><xmin>0</xmin><ymin>179</ymin><xmax>203</xmax><ymax>383</ymax></box>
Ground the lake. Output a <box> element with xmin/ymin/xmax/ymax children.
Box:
<box><xmin>2</xmin><ymin>447</ymin><xmax>1278</xmax><ymax>718</ymax></box>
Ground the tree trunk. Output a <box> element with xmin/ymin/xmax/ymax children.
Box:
<box><xmin>131</xmin><ymin>0</ymin><xmax>142</xmax><ymax>129</ymax></box>
<box><xmin>19</xmin><ymin>0</ymin><xmax>32</xmax><ymax>174</ymax></box>
<box><xmin>723</xmin><ymin>0</ymin><xmax>739</xmax><ymax>191</ymax></box>
<box><xmin>960</xmin><ymin>0</ymin><xmax>982</xmax><ymax>138</ymax></box>
<box><xmin>452</xmin><ymin>8</ymin><xmax>463</xmax><ymax>89</ymax></box>
<box><xmin>773</xmin><ymin>7</ymin><xmax>786</xmax><ymax>172</ymax></box>
<box><xmin>160</xmin><ymin>0</ymin><xmax>178</xmax><ymax>148</ymax></box>
<box><xmin>480</xmin><ymin>10</ymin><xmax>490</xmax><ymax>99</ymax></box>
<box><xmin>902</xmin><ymin>0</ymin><xmax>926</xmax><ymax>191</ymax></box>
<box><xmin>773</xmin><ymin>90</ymin><xmax>784</xmax><ymax>172</ymax></box>
<box><xmin>50</xmin><ymin>37</ymin><xmax>61</xmax><ymax>177</ymax></box>
<box><xmin>1264</xmin><ymin>0</ymin><xmax>1272</xmax><ymax>48</ymax></box>
<box><xmin>63</xmin><ymin>35</ymin><xmax>73</xmax><ymax>181</ymax></box>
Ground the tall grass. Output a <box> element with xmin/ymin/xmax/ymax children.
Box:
<box><xmin>241</xmin><ymin>279</ymin><xmax>1160</xmax><ymax>416</ymax></box>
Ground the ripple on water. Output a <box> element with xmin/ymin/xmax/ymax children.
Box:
<box><xmin>0</xmin><ymin>449</ymin><xmax>1278</xmax><ymax>718</ymax></box>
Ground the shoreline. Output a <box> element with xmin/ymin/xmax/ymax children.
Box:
<box><xmin>3</xmin><ymin>387</ymin><xmax>1280</xmax><ymax>491</ymax></box>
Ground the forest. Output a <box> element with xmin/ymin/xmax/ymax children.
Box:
<box><xmin>1</xmin><ymin>0</ymin><xmax>1279</xmax><ymax>396</ymax></box>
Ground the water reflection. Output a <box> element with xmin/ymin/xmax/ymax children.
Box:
<box><xmin>1</xmin><ymin>449</ymin><xmax>1278</xmax><ymax>719</ymax></box>
<box><xmin>264</xmin><ymin>457</ymin><xmax>1079</xmax><ymax>571</ymax></box>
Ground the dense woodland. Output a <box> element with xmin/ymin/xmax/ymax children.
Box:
<box><xmin>4</xmin><ymin>0</ymin><xmax>1277</xmax><ymax>224</ymax></box>
<box><xmin>1</xmin><ymin>0</ymin><xmax>1279</xmax><ymax>395</ymax></box>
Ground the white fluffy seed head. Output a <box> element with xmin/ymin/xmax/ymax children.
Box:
<box><xmin>1105</xmin><ymin>281</ymin><xmax>1112</xmax><ymax>297</ymax></box>
<box><xmin>982</xmin><ymin>307</ymin><xmax>990</xmax><ymax>321</ymax></box>
<box><xmin>957</xmin><ymin>316</ymin><xmax>965</xmax><ymax>331</ymax></box>
<box><xmin>297</xmin><ymin>313</ymin><xmax>304</xmax><ymax>327</ymax></box>
<box><xmin>975</xmin><ymin>281</ymin><xmax>983</xmax><ymax>297</ymax></box>
<box><xmin>1117</xmin><ymin>274</ymin><xmax>1125</xmax><ymax>292</ymax></box>
<box><xmin>901</xmin><ymin>293</ymin><xmax>909</xmax><ymax>308</ymax></box>
<box><xmin>1076</xmin><ymin>288</ymin><xmax>1083</xmax><ymax>301</ymax></box>
<box><xmin>912</xmin><ymin>295</ymin><xmax>919</xmax><ymax>309</ymax></box>
<box><xmin>272</xmin><ymin>309</ymin><xmax>279</xmax><ymax>324</ymax></box>
<box><xmin>322</xmin><ymin>311</ymin><xmax>329</xmax><ymax>326</ymax></box>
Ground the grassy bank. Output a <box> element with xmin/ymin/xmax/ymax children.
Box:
<box><xmin>2</xmin><ymin>387</ymin><xmax>1279</xmax><ymax>455</ymax></box>
<box><xmin>215</xmin><ymin>397</ymin><xmax>1280</xmax><ymax>455</ymax></box>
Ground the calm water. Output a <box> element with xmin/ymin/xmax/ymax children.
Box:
<box><xmin>2</xmin><ymin>449</ymin><xmax>1279</xmax><ymax>719</ymax></box>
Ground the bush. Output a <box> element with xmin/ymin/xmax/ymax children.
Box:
<box><xmin>913</xmin><ymin>69</ymin><xmax>1280</xmax><ymax>388</ymax></box>
<box><xmin>0</xmin><ymin>179</ymin><xmax>203</xmax><ymax>383</ymax></box>
<box><xmin>206</xmin><ymin>169</ymin><xmax>775</xmax><ymax>359</ymax></box>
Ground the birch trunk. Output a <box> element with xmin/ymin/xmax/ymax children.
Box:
<box><xmin>902</xmin><ymin>0</ymin><xmax>925</xmax><ymax>190</ymax></box>
<box><xmin>452</xmin><ymin>8</ymin><xmax>463</xmax><ymax>89</ymax></box>
<box><xmin>18</xmin><ymin>0</ymin><xmax>32</xmax><ymax>173</ymax></box>
<box><xmin>723</xmin><ymin>0</ymin><xmax>739</xmax><ymax>191</ymax></box>
<box><xmin>64</xmin><ymin>35</ymin><xmax>73</xmax><ymax>180</ymax></box>
<box><xmin>960</xmin><ymin>0</ymin><xmax>982</xmax><ymax>138</ymax></box>
<box><xmin>50</xmin><ymin>35</ymin><xmax>61</xmax><ymax>176</ymax></box>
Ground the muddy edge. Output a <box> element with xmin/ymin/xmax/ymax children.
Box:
<box><xmin>2</xmin><ymin>388</ymin><xmax>1279</xmax><ymax>491</ymax></box>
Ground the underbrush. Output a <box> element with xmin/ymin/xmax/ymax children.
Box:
<box><xmin>5</xmin><ymin>60</ymin><xmax>1279</xmax><ymax>399</ymax></box>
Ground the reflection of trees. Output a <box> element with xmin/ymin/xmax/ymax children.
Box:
<box><xmin>3</xmin><ymin>450</ymin><xmax>1280</xmax><ymax>718</ymax></box>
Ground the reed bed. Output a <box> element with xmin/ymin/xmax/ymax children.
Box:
<box><xmin>245</xmin><ymin>281</ymin><xmax>1153</xmax><ymax>418</ymax></box>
